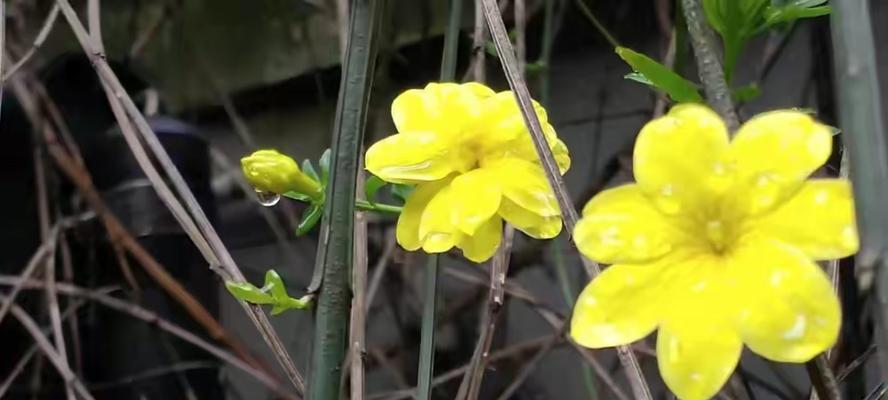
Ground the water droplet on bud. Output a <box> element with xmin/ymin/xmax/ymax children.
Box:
<box><xmin>255</xmin><ymin>189</ymin><xmax>281</xmax><ymax>207</ymax></box>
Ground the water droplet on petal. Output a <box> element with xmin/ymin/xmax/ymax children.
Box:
<box><xmin>255</xmin><ymin>189</ymin><xmax>281</xmax><ymax>207</ymax></box>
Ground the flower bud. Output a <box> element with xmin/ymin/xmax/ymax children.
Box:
<box><xmin>241</xmin><ymin>150</ymin><xmax>322</xmax><ymax>200</ymax></box>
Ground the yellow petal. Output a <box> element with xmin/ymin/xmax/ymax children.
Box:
<box><xmin>391</xmin><ymin>82</ymin><xmax>494</xmax><ymax>136</ymax></box>
<box><xmin>729</xmin><ymin>238</ymin><xmax>840</xmax><ymax>362</ymax></box>
<box><xmin>486</xmin><ymin>158</ymin><xmax>560</xmax><ymax>217</ymax></box>
<box><xmin>396</xmin><ymin>178</ymin><xmax>452</xmax><ymax>251</ymax></box>
<box><xmin>633</xmin><ymin>104</ymin><xmax>731</xmax><ymax>215</ymax></box>
<box><xmin>574</xmin><ymin>184</ymin><xmax>684</xmax><ymax>264</ymax></box>
<box><xmin>450</xmin><ymin>168</ymin><xmax>502</xmax><ymax>235</ymax></box>
<box><xmin>752</xmin><ymin>179</ymin><xmax>858</xmax><ymax>260</ymax></box>
<box><xmin>419</xmin><ymin>183</ymin><xmax>460</xmax><ymax>253</ymax></box>
<box><xmin>365</xmin><ymin>131</ymin><xmax>459</xmax><ymax>184</ymax></box>
<box><xmin>657</xmin><ymin>322</ymin><xmax>742</xmax><ymax>400</ymax></box>
<box><xmin>498</xmin><ymin>197</ymin><xmax>562</xmax><ymax>239</ymax></box>
<box><xmin>457</xmin><ymin>216</ymin><xmax>503</xmax><ymax>262</ymax></box>
<box><xmin>570</xmin><ymin>262</ymin><xmax>665</xmax><ymax>348</ymax></box>
<box><xmin>729</xmin><ymin>110</ymin><xmax>833</xmax><ymax>215</ymax></box>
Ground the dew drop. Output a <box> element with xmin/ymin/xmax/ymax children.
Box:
<box><xmin>255</xmin><ymin>189</ymin><xmax>281</xmax><ymax>207</ymax></box>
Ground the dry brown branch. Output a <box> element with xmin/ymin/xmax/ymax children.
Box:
<box><xmin>52</xmin><ymin>0</ymin><xmax>306</xmax><ymax>391</ymax></box>
<box><xmin>5</xmin><ymin>67</ymin><xmax>263</xmax><ymax>378</ymax></box>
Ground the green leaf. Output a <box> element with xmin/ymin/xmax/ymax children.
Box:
<box><xmin>702</xmin><ymin>0</ymin><xmax>770</xmax><ymax>81</ymax></box>
<box><xmin>296</xmin><ymin>204</ymin><xmax>323</xmax><ymax>236</ymax></box>
<box><xmin>225</xmin><ymin>281</ymin><xmax>274</xmax><ymax>304</ymax></box>
<box><xmin>302</xmin><ymin>159</ymin><xmax>320</xmax><ymax>182</ymax></box>
<box><xmin>615</xmin><ymin>47</ymin><xmax>702</xmax><ymax>103</ymax></box>
<box><xmin>282</xmin><ymin>191</ymin><xmax>313</xmax><ymax>202</ymax></box>
<box><xmin>319</xmin><ymin>148</ymin><xmax>332</xmax><ymax>186</ymax></box>
<box><xmin>364</xmin><ymin>175</ymin><xmax>386</xmax><ymax>204</ymax></box>
<box><xmin>624</xmin><ymin>72</ymin><xmax>653</xmax><ymax>86</ymax></box>
<box><xmin>226</xmin><ymin>270</ymin><xmax>312</xmax><ymax>315</ymax></box>
<box><xmin>391</xmin><ymin>183</ymin><xmax>415</xmax><ymax>203</ymax></box>
<box><xmin>732</xmin><ymin>83</ymin><xmax>762</xmax><ymax>103</ymax></box>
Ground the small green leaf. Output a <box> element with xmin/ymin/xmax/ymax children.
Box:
<box><xmin>296</xmin><ymin>204</ymin><xmax>323</xmax><ymax>236</ymax></box>
<box><xmin>225</xmin><ymin>281</ymin><xmax>274</xmax><ymax>304</ymax></box>
<box><xmin>282</xmin><ymin>191</ymin><xmax>313</xmax><ymax>202</ymax></box>
<box><xmin>226</xmin><ymin>270</ymin><xmax>313</xmax><ymax>315</ymax></box>
<box><xmin>624</xmin><ymin>72</ymin><xmax>653</xmax><ymax>86</ymax></box>
<box><xmin>391</xmin><ymin>184</ymin><xmax>415</xmax><ymax>203</ymax></box>
<box><xmin>319</xmin><ymin>149</ymin><xmax>332</xmax><ymax>185</ymax></box>
<box><xmin>732</xmin><ymin>83</ymin><xmax>762</xmax><ymax>103</ymax></box>
<box><xmin>302</xmin><ymin>160</ymin><xmax>320</xmax><ymax>182</ymax></box>
<box><xmin>365</xmin><ymin>175</ymin><xmax>386</xmax><ymax>205</ymax></box>
<box><xmin>616</xmin><ymin>47</ymin><xmax>703</xmax><ymax>103</ymax></box>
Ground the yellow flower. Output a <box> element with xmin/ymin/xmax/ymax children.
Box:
<box><xmin>365</xmin><ymin>82</ymin><xmax>570</xmax><ymax>262</ymax></box>
<box><xmin>570</xmin><ymin>104</ymin><xmax>858</xmax><ymax>400</ymax></box>
<box><xmin>241</xmin><ymin>150</ymin><xmax>322</xmax><ymax>200</ymax></box>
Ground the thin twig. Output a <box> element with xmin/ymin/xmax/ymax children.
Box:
<box><xmin>58</xmin><ymin>234</ymin><xmax>83</xmax><ymax>374</ymax></box>
<box><xmin>0</xmin><ymin>276</ymin><xmax>299</xmax><ymax>400</ymax></box>
<box><xmin>680</xmin><ymin>0</ymin><xmax>739</xmax><ymax>130</ymax></box>
<box><xmin>0</xmin><ymin>295</ymin><xmax>90</xmax><ymax>398</ymax></box>
<box><xmin>1</xmin><ymin>4</ymin><xmax>60</xmax><ymax>82</ymax></box>
<box><xmin>574</xmin><ymin>0</ymin><xmax>620</xmax><ymax>48</ymax></box>
<box><xmin>366</xmin><ymin>229</ymin><xmax>397</xmax><ymax>310</ymax></box>
<box><xmin>468</xmin><ymin>0</ymin><xmax>487</xmax><ymax>82</ymax></box>
<box><xmin>2</xmin><ymin>295</ymin><xmax>95</xmax><ymax>400</ymax></box>
<box><xmin>479</xmin><ymin>1</ymin><xmax>651</xmax><ymax>398</ymax></box>
<box><xmin>514</xmin><ymin>0</ymin><xmax>526</xmax><ymax>72</ymax></box>
<box><xmin>88</xmin><ymin>361</ymin><xmax>218</xmax><ymax>391</ymax></box>
<box><xmin>0</xmin><ymin>227</ymin><xmax>56</xmax><ymax>326</ymax></box>
<box><xmin>52</xmin><ymin>0</ymin><xmax>305</xmax><ymax>391</ymax></box>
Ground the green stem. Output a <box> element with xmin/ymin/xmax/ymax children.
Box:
<box><xmin>355</xmin><ymin>199</ymin><xmax>402</xmax><ymax>214</ymax></box>
<box><xmin>440</xmin><ymin>0</ymin><xmax>463</xmax><ymax>81</ymax></box>
<box><xmin>830</xmin><ymin>0</ymin><xmax>888</xmax><ymax>384</ymax></box>
<box><xmin>552</xmin><ymin>238</ymin><xmax>599</xmax><ymax>400</ymax></box>
<box><xmin>309</xmin><ymin>0</ymin><xmax>384</xmax><ymax>399</ymax></box>
<box><xmin>574</xmin><ymin>0</ymin><xmax>620</xmax><ymax>48</ymax></box>
<box><xmin>416</xmin><ymin>256</ymin><xmax>439</xmax><ymax>400</ymax></box>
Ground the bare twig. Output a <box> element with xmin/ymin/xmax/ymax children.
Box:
<box><xmin>0</xmin><ymin>227</ymin><xmax>56</xmax><ymax>326</ymax></box>
<box><xmin>368</xmin><ymin>334</ymin><xmax>559</xmax><ymax>400</ymax></box>
<box><xmin>53</xmin><ymin>0</ymin><xmax>305</xmax><ymax>391</ymax></box>
<box><xmin>458</xmin><ymin>226</ymin><xmax>515</xmax><ymax>399</ymax></box>
<box><xmin>680</xmin><ymin>0</ymin><xmax>739</xmax><ymax>130</ymax></box>
<box><xmin>2</xmin><ymin>295</ymin><xmax>95</xmax><ymax>400</ymax></box>
<box><xmin>58</xmin><ymin>234</ymin><xmax>83</xmax><ymax>374</ymax></box>
<box><xmin>0</xmin><ymin>296</ymin><xmax>90</xmax><ymax>398</ymax></box>
<box><xmin>6</xmin><ymin>68</ymin><xmax>263</xmax><ymax>380</ymax></box>
<box><xmin>366</xmin><ymin>229</ymin><xmax>397</xmax><ymax>310</ymax></box>
<box><xmin>0</xmin><ymin>276</ymin><xmax>299</xmax><ymax>400</ymax></box>
<box><xmin>514</xmin><ymin>0</ymin><xmax>526</xmax><ymax>73</ymax></box>
<box><xmin>479</xmin><ymin>0</ymin><xmax>651</xmax><ymax>397</ymax></box>
<box><xmin>1</xmin><ymin>4</ymin><xmax>60</xmax><ymax>82</ymax></box>
<box><xmin>468</xmin><ymin>0</ymin><xmax>487</xmax><ymax>82</ymax></box>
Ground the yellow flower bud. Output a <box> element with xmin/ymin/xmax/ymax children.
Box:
<box><xmin>241</xmin><ymin>150</ymin><xmax>322</xmax><ymax>200</ymax></box>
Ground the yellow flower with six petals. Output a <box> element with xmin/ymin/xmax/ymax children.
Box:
<box><xmin>365</xmin><ymin>82</ymin><xmax>570</xmax><ymax>262</ymax></box>
<box><xmin>570</xmin><ymin>104</ymin><xmax>858</xmax><ymax>400</ymax></box>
